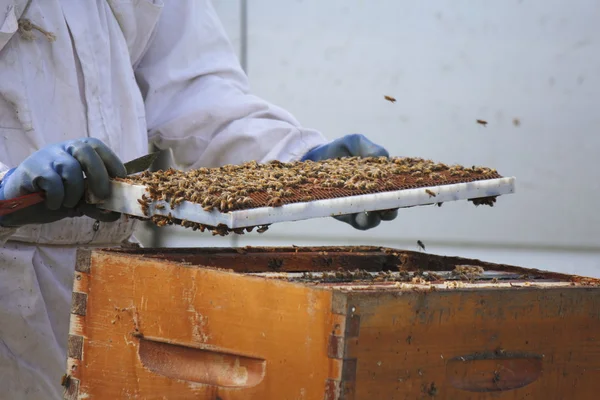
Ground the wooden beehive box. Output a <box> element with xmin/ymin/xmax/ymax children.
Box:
<box><xmin>63</xmin><ymin>246</ymin><xmax>600</xmax><ymax>399</ymax></box>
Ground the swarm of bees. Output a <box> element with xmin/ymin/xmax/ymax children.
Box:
<box><xmin>125</xmin><ymin>213</ymin><xmax>270</xmax><ymax>237</ymax></box>
<box><xmin>120</xmin><ymin>156</ymin><xmax>502</xmax><ymax>234</ymax></box>
<box><xmin>452</xmin><ymin>265</ymin><xmax>485</xmax><ymax>281</ymax></box>
<box><xmin>290</xmin><ymin>268</ymin><xmax>446</xmax><ymax>284</ymax></box>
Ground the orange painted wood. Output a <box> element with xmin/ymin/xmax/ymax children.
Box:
<box><xmin>64</xmin><ymin>247</ymin><xmax>600</xmax><ymax>400</ymax></box>
<box><xmin>66</xmin><ymin>250</ymin><xmax>344</xmax><ymax>399</ymax></box>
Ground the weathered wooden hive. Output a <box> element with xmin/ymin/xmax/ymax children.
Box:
<box><xmin>63</xmin><ymin>246</ymin><xmax>600</xmax><ymax>399</ymax></box>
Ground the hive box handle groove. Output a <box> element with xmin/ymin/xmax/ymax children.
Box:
<box><xmin>446</xmin><ymin>352</ymin><xmax>543</xmax><ymax>392</ymax></box>
<box><xmin>138</xmin><ymin>338</ymin><xmax>266</xmax><ymax>388</ymax></box>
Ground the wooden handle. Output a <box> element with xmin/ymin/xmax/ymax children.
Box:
<box><xmin>0</xmin><ymin>191</ymin><xmax>45</xmax><ymax>216</ymax></box>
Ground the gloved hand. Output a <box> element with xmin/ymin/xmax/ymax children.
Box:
<box><xmin>301</xmin><ymin>133</ymin><xmax>399</xmax><ymax>230</ymax></box>
<box><xmin>0</xmin><ymin>138</ymin><xmax>126</xmax><ymax>227</ymax></box>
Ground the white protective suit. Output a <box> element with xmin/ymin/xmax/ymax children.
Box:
<box><xmin>0</xmin><ymin>1</ymin><xmax>327</xmax><ymax>398</ymax></box>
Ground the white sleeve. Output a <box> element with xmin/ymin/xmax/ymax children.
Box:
<box><xmin>134</xmin><ymin>0</ymin><xmax>328</xmax><ymax>170</ymax></box>
<box><xmin>0</xmin><ymin>163</ymin><xmax>18</xmax><ymax>243</ymax></box>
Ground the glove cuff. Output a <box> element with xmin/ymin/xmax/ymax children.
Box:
<box><xmin>0</xmin><ymin>167</ymin><xmax>16</xmax><ymax>200</ymax></box>
<box><xmin>300</xmin><ymin>144</ymin><xmax>327</xmax><ymax>161</ymax></box>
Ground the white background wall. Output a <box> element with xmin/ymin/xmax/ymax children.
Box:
<box><xmin>136</xmin><ymin>0</ymin><xmax>600</xmax><ymax>278</ymax></box>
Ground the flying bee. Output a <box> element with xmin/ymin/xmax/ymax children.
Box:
<box><xmin>476</xmin><ymin>119</ymin><xmax>488</xmax><ymax>126</ymax></box>
<box><xmin>417</xmin><ymin>240</ymin><xmax>426</xmax><ymax>251</ymax></box>
<box><xmin>384</xmin><ymin>95</ymin><xmax>397</xmax><ymax>103</ymax></box>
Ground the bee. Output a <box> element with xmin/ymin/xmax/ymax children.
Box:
<box><xmin>512</xmin><ymin>117</ymin><xmax>520</xmax><ymax>127</ymax></box>
<box><xmin>436</xmin><ymin>202</ymin><xmax>443</xmax><ymax>207</ymax></box>
<box><xmin>61</xmin><ymin>374</ymin><xmax>71</xmax><ymax>389</ymax></box>
<box><xmin>137</xmin><ymin>199</ymin><xmax>150</xmax><ymax>216</ymax></box>
<box><xmin>411</xmin><ymin>171</ymin><xmax>423</xmax><ymax>177</ymax></box>
<box><xmin>242</xmin><ymin>197</ymin><xmax>253</xmax><ymax>205</ymax></box>
<box><xmin>425</xmin><ymin>189</ymin><xmax>436</xmax><ymax>197</ymax></box>
<box><xmin>267</xmin><ymin>197</ymin><xmax>283</xmax><ymax>207</ymax></box>
<box><xmin>417</xmin><ymin>240</ymin><xmax>426</xmax><ymax>251</ymax></box>
<box><xmin>173</xmin><ymin>196</ymin><xmax>185</xmax><ymax>207</ymax></box>
<box><xmin>137</xmin><ymin>198</ymin><xmax>148</xmax><ymax>207</ymax></box>
<box><xmin>257</xmin><ymin>225</ymin><xmax>270</xmax><ymax>233</ymax></box>
<box><xmin>476</xmin><ymin>119</ymin><xmax>488</xmax><ymax>126</ymax></box>
<box><xmin>155</xmin><ymin>203</ymin><xmax>166</xmax><ymax>210</ymax></box>
<box><xmin>384</xmin><ymin>95</ymin><xmax>397</xmax><ymax>103</ymax></box>
<box><xmin>415</xmin><ymin>177</ymin><xmax>424</xmax><ymax>183</ymax></box>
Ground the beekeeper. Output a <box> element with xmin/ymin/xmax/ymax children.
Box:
<box><xmin>0</xmin><ymin>1</ymin><xmax>398</xmax><ymax>398</ymax></box>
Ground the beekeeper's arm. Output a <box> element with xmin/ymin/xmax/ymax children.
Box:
<box><xmin>135</xmin><ymin>0</ymin><xmax>397</xmax><ymax>229</ymax></box>
<box><xmin>134</xmin><ymin>0</ymin><xmax>327</xmax><ymax>167</ymax></box>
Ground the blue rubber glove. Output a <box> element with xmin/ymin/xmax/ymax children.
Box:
<box><xmin>0</xmin><ymin>138</ymin><xmax>127</xmax><ymax>227</ymax></box>
<box><xmin>301</xmin><ymin>133</ymin><xmax>399</xmax><ymax>230</ymax></box>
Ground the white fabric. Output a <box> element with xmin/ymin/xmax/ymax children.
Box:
<box><xmin>0</xmin><ymin>0</ymin><xmax>328</xmax><ymax>398</ymax></box>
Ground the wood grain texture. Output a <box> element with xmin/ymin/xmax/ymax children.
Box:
<box><xmin>69</xmin><ymin>251</ymin><xmax>344</xmax><ymax>399</ymax></box>
<box><xmin>343</xmin><ymin>288</ymin><xmax>600</xmax><ymax>399</ymax></box>
<box><xmin>64</xmin><ymin>247</ymin><xmax>600</xmax><ymax>399</ymax></box>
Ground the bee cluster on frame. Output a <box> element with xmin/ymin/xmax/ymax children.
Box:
<box><xmin>119</xmin><ymin>156</ymin><xmax>501</xmax><ymax>235</ymax></box>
